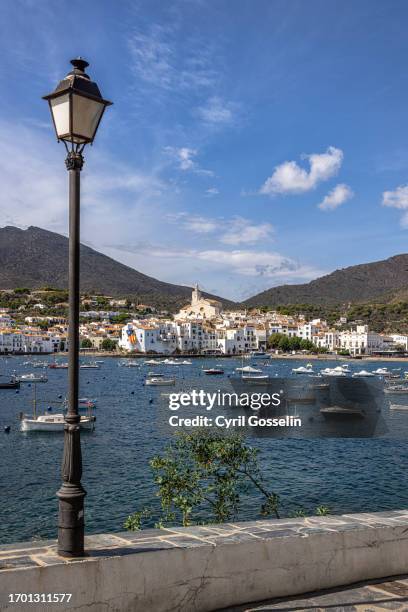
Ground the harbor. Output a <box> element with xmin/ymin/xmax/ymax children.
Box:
<box><xmin>2</xmin><ymin>354</ymin><xmax>408</xmax><ymax>546</ymax></box>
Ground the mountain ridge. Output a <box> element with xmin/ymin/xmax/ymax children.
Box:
<box><xmin>0</xmin><ymin>225</ymin><xmax>230</xmax><ymax>308</ymax></box>
<box><xmin>243</xmin><ymin>254</ymin><xmax>408</xmax><ymax>307</ymax></box>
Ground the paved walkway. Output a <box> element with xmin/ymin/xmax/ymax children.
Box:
<box><xmin>224</xmin><ymin>575</ymin><xmax>408</xmax><ymax>611</ymax></box>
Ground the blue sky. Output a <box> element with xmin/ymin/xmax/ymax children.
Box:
<box><xmin>1</xmin><ymin>0</ymin><xmax>408</xmax><ymax>300</ymax></box>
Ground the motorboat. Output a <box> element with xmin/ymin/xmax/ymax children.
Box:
<box><xmin>242</xmin><ymin>374</ymin><xmax>269</xmax><ymax>381</ymax></box>
<box><xmin>331</xmin><ymin>366</ymin><xmax>351</xmax><ymax>375</ymax></box>
<box><xmin>321</xmin><ymin>368</ymin><xmax>347</xmax><ymax>377</ymax></box>
<box><xmin>119</xmin><ymin>360</ymin><xmax>140</xmax><ymax>367</ymax></box>
<box><xmin>32</xmin><ymin>361</ymin><xmax>49</xmax><ymax>369</ymax></box>
<box><xmin>79</xmin><ymin>397</ymin><xmax>97</xmax><ymax>406</ymax></box>
<box><xmin>236</xmin><ymin>365</ymin><xmax>262</xmax><ymax>373</ymax></box>
<box><xmin>144</xmin><ymin>359</ymin><xmax>162</xmax><ymax>365</ymax></box>
<box><xmin>0</xmin><ymin>376</ymin><xmax>20</xmax><ymax>389</ymax></box>
<box><xmin>203</xmin><ymin>368</ymin><xmax>224</xmax><ymax>375</ymax></box>
<box><xmin>49</xmin><ymin>362</ymin><xmax>68</xmax><ymax>369</ymax></box>
<box><xmin>352</xmin><ymin>370</ymin><xmax>376</xmax><ymax>378</ymax></box>
<box><xmin>249</xmin><ymin>351</ymin><xmax>267</xmax><ymax>359</ymax></box>
<box><xmin>389</xmin><ymin>404</ymin><xmax>408</xmax><ymax>411</ymax></box>
<box><xmin>145</xmin><ymin>377</ymin><xmax>176</xmax><ymax>386</ymax></box>
<box><xmin>372</xmin><ymin>368</ymin><xmax>396</xmax><ymax>378</ymax></box>
<box><xmin>384</xmin><ymin>385</ymin><xmax>408</xmax><ymax>395</ymax></box>
<box><xmin>181</xmin><ymin>360</ymin><xmax>192</xmax><ymax>365</ymax></box>
<box><xmin>20</xmin><ymin>413</ymin><xmax>96</xmax><ymax>431</ymax></box>
<box><xmin>18</xmin><ymin>373</ymin><xmax>48</xmax><ymax>383</ymax></box>
<box><xmin>292</xmin><ymin>365</ymin><xmax>314</xmax><ymax>374</ymax></box>
<box><xmin>320</xmin><ymin>406</ymin><xmax>364</xmax><ymax>418</ymax></box>
<box><xmin>80</xmin><ymin>362</ymin><xmax>100</xmax><ymax>369</ymax></box>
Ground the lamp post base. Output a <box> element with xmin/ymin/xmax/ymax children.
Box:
<box><xmin>57</xmin><ymin>483</ymin><xmax>86</xmax><ymax>557</ymax></box>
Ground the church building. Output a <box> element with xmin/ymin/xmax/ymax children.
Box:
<box><xmin>176</xmin><ymin>284</ymin><xmax>222</xmax><ymax>320</ymax></box>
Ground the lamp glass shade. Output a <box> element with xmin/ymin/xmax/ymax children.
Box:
<box><xmin>50</xmin><ymin>94</ymin><xmax>70</xmax><ymax>140</ymax></box>
<box><xmin>72</xmin><ymin>93</ymin><xmax>105</xmax><ymax>143</ymax></box>
<box><xmin>49</xmin><ymin>92</ymin><xmax>106</xmax><ymax>144</ymax></box>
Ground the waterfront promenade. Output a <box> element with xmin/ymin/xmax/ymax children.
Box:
<box><xmin>226</xmin><ymin>576</ymin><xmax>408</xmax><ymax>610</ymax></box>
<box><xmin>1</xmin><ymin>510</ymin><xmax>408</xmax><ymax>611</ymax></box>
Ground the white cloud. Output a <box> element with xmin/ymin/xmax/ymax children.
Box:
<box><xmin>318</xmin><ymin>183</ymin><xmax>354</xmax><ymax>211</ymax></box>
<box><xmin>196</xmin><ymin>96</ymin><xmax>238</xmax><ymax>125</ymax></box>
<box><xmin>221</xmin><ymin>217</ymin><xmax>274</xmax><ymax>245</ymax></box>
<box><xmin>382</xmin><ymin>184</ymin><xmax>408</xmax><ymax>209</ymax></box>
<box><xmin>128</xmin><ymin>24</ymin><xmax>218</xmax><ymax>92</ymax></box>
<box><xmin>163</xmin><ymin>146</ymin><xmax>214</xmax><ymax>176</ymax></box>
<box><xmin>0</xmin><ymin>120</ymin><xmax>171</xmax><ymax>254</ymax></box>
<box><xmin>109</xmin><ymin>241</ymin><xmax>323</xmax><ymax>285</ymax></box>
<box><xmin>205</xmin><ymin>187</ymin><xmax>219</xmax><ymax>196</ymax></box>
<box><xmin>382</xmin><ymin>184</ymin><xmax>408</xmax><ymax>228</ymax></box>
<box><xmin>260</xmin><ymin>146</ymin><xmax>343</xmax><ymax>196</ymax></box>
<box><xmin>166</xmin><ymin>213</ymin><xmax>274</xmax><ymax>245</ymax></box>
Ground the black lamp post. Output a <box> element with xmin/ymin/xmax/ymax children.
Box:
<box><xmin>43</xmin><ymin>58</ymin><xmax>112</xmax><ymax>557</ymax></box>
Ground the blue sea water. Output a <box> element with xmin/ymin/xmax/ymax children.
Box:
<box><xmin>1</xmin><ymin>355</ymin><xmax>408</xmax><ymax>545</ymax></box>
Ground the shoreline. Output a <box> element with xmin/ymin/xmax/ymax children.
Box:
<box><xmin>4</xmin><ymin>351</ymin><xmax>408</xmax><ymax>362</ymax></box>
<box><xmin>72</xmin><ymin>351</ymin><xmax>408</xmax><ymax>362</ymax></box>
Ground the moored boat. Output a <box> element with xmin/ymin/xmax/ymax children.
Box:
<box><xmin>0</xmin><ymin>376</ymin><xmax>20</xmax><ymax>389</ymax></box>
<box><xmin>145</xmin><ymin>377</ymin><xmax>175</xmax><ymax>386</ymax></box>
<box><xmin>352</xmin><ymin>370</ymin><xmax>376</xmax><ymax>378</ymax></box>
<box><xmin>18</xmin><ymin>373</ymin><xmax>48</xmax><ymax>383</ymax></box>
<box><xmin>80</xmin><ymin>362</ymin><xmax>100</xmax><ymax>369</ymax></box>
<box><xmin>292</xmin><ymin>365</ymin><xmax>314</xmax><ymax>374</ymax></box>
<box><xmin>49</xmin><ymin>362</ymin><xmax>68</xmax><ymax>369</ymax></box>
<box><xmin>384</xmin><ymin>385</ymin><xmax>408</xmax><ymax>394</ymax></box>
<box><xmin>236</xmin><ymin>365</ymin><xmax>262</xmax><ymax>373</ymax></box>
<box><xmin>203</xmin><ymin>368</ymin><xmax>224</xmax><ymax>375</ymax></box>
<box><xmin>20</xmin><ymin>413</ymin><xmax>96</xmax><ymax>431</ymax></box>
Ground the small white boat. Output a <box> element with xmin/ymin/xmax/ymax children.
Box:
<box><xmin>144</xmin><ymin>359</ymin><xmax>162</xmax><ymax>365</ymax></box>
<box><xmin>236</xmin><ymin>365</ymin><xmax>262</xmax><ymax>373</ymax></box>
<box><xmin>372</xmin><ymin>368</ymin><xmax>394</xmax><ymax>377</ymax></box>
<box><xmin>49</xmin><ymin>362</ymin><xmax>69</xmax><ymax>370</ymax></box>
<box><xmin>163</xmin><ymin>359</ymin><xmax>181</xmax><ymax>366</ymax></box>
<box><xmin>79</xmin><ymin>397</ymin><xmax>97</xmax><ymax>405</ymax></box>
<box><xmin>32</xmin><ymin>361</ymin><xmax>49</xmax><ymax>369</ymax></box>
<box><xmin>181</xmin><ymin>360</ymin><xmax>192</xmax><ymax>365</ymax></box>
<box><xmin>145</xmin><ymin>377</ymin><xmax>176</xmax><ymax>386</ymax></box>
<box><xmin>249</xmin><ymin>351</ymin><xmax>267</xmax><ymax>359</ymax></box>
<box><xmin>20</xmin><ymin>413</ymin><xmax>96</xmax><ymax>431</ymax></box>
<box><xmin>80</xmin><ymin>362</ymin><xmax>100</xmax><ymax>369</ymax></box>
<box><xmin>352</xmin><ymin>370</ymin><xmax>376</xmax><ymax>378</ymax></box>
<box><xmin>18</xmin><ymin>373</ymin><xmax>48</xmax><ymax>383</ymax></box>
<box><xmin>242</xmin><ymin>374</ymin><xmax>269</xmax><ymax>381</ymax></box>
<box><xmin>384</xmin><ymin>385</ymin><xmax>408</xmax><ymax>395</ymax></box>
<box><xmin>390</xmin><ymin>404</ymin><xmax>408</xmax><ymax>411</ymax></box>
<box><xmin>321</xmin><ymin>368</ymin><xmax>346</xmax><ymax>377</ymax></box>
<box><xmin>292</xmin><ymin>365</ymin><xmax>314</xmax><ymax>374</ymax></box>
<box><xmin>120</xmin><ymin>361</ymin><xmax>140</xmax><ymax>367</ymax></box>
<box><xmin>331</xmin><ymin>366</ymin><xmax>350</xmax><ymax>374</ymax></box>
<box><xmin>203</xmin><ymin>368</ymin><xmax>224</xmax><ymax>375</ymax></box>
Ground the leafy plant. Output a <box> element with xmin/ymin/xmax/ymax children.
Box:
<box><xmin>125</xmin><ymin>430</ymin><xmax>281</xmax><ymax>530</ymax></box>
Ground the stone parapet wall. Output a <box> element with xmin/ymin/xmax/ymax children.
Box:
<box><xmin>1</xmin><ymin>510</ymin><xmax>408</xmax><ymax>611</ymax></box>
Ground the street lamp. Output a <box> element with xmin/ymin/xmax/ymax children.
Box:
<box><xmin>43</xmin><ymin>58</ymin><xmax>112</xmax><ymax>557</ymax></box>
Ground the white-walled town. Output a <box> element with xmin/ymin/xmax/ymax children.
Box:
<box><xmin>0</xmin><ymin>285</ymin><xmax>407</xmax><ymax>357</ymax></box>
